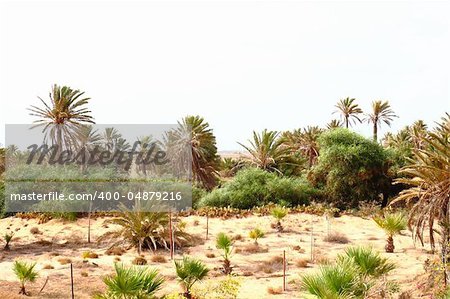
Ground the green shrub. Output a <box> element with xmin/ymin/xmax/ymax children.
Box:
<box><xmin>199</xmin><ymin>168</ymin><xmax>319</xmax><ymax>209</ymax></box>
<box><xmin>309</xmin><ymin>129</ymin><xmax>391</xmax><ymax>209</ymax></box>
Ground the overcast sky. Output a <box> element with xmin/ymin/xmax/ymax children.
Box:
<box><xmin>0</xmin><ymin>0</ymin><xmax>449</xmax><ymax>150</ymax></box>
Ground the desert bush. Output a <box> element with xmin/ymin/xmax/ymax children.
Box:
<box><xmin>295</xmin><ymin>258</ymin><xmax>309</xmax><ymax>268</ymax></box>
<box><xmin>57</xmin><ymin>258</ymin><xmax>72</xmax><ymax>265</ymax></box>
<box><xmin>150</xmin><ymin>254</ymin><xmax>167</xmax><ymax>263</ymax></box>
<box><xmin>192</xmin><ymin>275</ymin><xmax>241</xmax><ymax>299</ymax></box>
<box><xmin>29</xmin><ymin>227</ymin><xmax>41</xmax><ymax>235</ymax></box>
<box><xmin>13</xmin><ymin>260</ymin><xmax>39</xmax><ymax>295</ymax></box>
<box><xmin>99</xmin><ymin>203</ymin><xmax>193</xmax><ymax>254</ymax></box>
<box><xmin>257</xmin><ymin>256</ymin><xmax>284</xmax><ymax>274</ymax></box>
<box><xmin>373</xmin><ymin>212</ymin><xmax>406</xmax><ymax>253</ymax></box>
<box><xmin>302</xmin><ymin>246</ymin><xmax>397</xmax><ymax>298</ymax></box>
<box><xmin>249</xmin><ymin>228</ymin><xmax>264</xmax><ymax>244</ymax></box>
<box><xmin>309</xmin><ymin>129</ymin><xmax>391</xmax><ymax>209</ymax></box>
<box><xmin>216</xmin><ymin>233</ymin><xmax>234</xmax><ymax>275</ymax></box>
<box><xmin>175</xmin><ymin>256</ymin><xmax>209</xmax><ymax>299</ymax></box>
<box><xmin>82</xmin><ymin>251</ymin><xmax>99</xmax><ymax>259</ymax></box>
<box><xmin>95</xmin><ymin>263</ymin><xmax>164</xmax><ymax>299</ymax></box>
<box><xmin>199</xmin><ymin>168</ymin><xmax>319</xmax><ymax>209</ymax></box>
<box><xmin>132</xmin><ymin>256</ymin><xmax>148</xmax><ymax>265</ymax></box>
<box><xmin>267</xmin><ymin>286</ymin><xmax>283</xmax><ymax>295</ymax></box>
<box><xmin>323</xmin><ymin>231</ymin><xmax>350</xmax><ymax>244</ymax></box>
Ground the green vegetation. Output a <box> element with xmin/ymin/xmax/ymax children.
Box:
<box><xmin>216</xmin><ymin>232</ymin><xmax>234</xmax><ymax>275</ymax></box>
<box><xmin>249</xmin><ymin>228</ymin><xmax>264</xmax><ymax>245</ymax></box>
<box><xmin>96</xmin><ymin>263</ymin><xmax>164</xmax><ymax>299</ymax></box>
<box><xmin>271</xmin><ymin>206</ymin><xmax>288</xmax><ymax>232</ymax></box>
<box><xmin>373</xmin><ymin>212</ymin><xmax>407</xmax><ymax>253</ymax></box>
<box><xmin>309</xmin><ymin>129</ymin><xmax>390</xmax><ymax>209</ymax></box>
<box><xmin>13</xmin><ymin>260</ymin><xmax>39</xmax><ymax>295</ymax></box>
<box><xmin>174</xmin><ymin>256</ymin><xmax>209</xmax><ymax>299</ymax></box>
<box><xmin>99</xmin><ymin>204</ymin><xmax>193</xmax><ymax>254</ymax></box>
<box><xmin>3</xmin><ymin>231</ymin><xmax>14</xmax><ymax>250</ymax></box>
<box><xmin>199</xmin><ymin>167</ymin><xmax>319</xmax><ymax>209</ymax></box>
<box><xmin>302</xmin><ymin>246</ymin><xmax>397</xmax><ymax>298</ymax></box>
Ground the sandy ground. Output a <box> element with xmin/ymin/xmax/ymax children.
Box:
<box><xmin>0</xmin><ymin>213</ymin><xmax>431</xmax><ymax>298</ymax></box>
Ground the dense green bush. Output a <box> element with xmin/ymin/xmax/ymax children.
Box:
<box><xmin>309</xmin><ymin>129</ymin><xmax>391</xmax><ymax>209</ymax></box>
<box><xmin>199</xmin><ymin>167</ymin><xmax>320</xmax><ymax>209</ymax></box>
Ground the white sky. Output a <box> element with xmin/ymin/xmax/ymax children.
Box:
<box><xmin>0</xmin><ymin>0</ymin><xmax>449</xmax><ymax>150</ymax></box>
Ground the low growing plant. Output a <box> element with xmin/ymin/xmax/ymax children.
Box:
<box><xmin>216</xmin><ymin>232</ymin><xmax>234</xmax><ymax>275</ymax></box>
<box><xmin>13</xmin><ymin>260</ymin><xmax>39</xmax><ymax>295</ymax></box>
<box><xmin>271</xmin><ymin>206</ymin><xmax>288</xmax><ymax>232</ymax></box>
<box><xmin>175</xmin><ymin>256</ymin><xmax>209</xmax><ymax>299</ymax></box>
<box><xmin>373</xmin><ymin>212</ymin><xmax>407</xmax><ymax>253</ymax></box>
<box><xmin>249</xmin><ymin>228</ymin><xmax>264</xmax><ymax>245</ymax></box>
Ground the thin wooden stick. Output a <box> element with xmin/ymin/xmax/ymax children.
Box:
<box><xmin>310</xmin><ymin>215</ymin><xmax>314</xmax><ymax>262</ymax></box>
<box><xmin>87</xmin><ymin>202</ymin><xmax>92</xmax><ymax>243</ymax></box>
<box><xmin>283</xmin><ymin>250</ymin><xmax>286</xmax><ymax>291</ymax></box>
<box><xmin>38</xmin><ymin>276</ymin><xmax>49</xmax><ymax>294</ymax></box>
<box><xmin>169</xmin><ymin>211</ymin><xmax>174</xmax><ymax>260</ymax></box>
<box><xmin>206</xmin><ymin>212</ymin><xmax>209</xmax><ymax>240</ymax></box>
<box><xmin>70</xmin><ymin>263</ymin><xmax>74</xmax><ymax>299</ymax></box>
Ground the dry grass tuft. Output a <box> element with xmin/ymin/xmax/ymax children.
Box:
<box><xmin>150</xmin><ymin>254</ymin><xmax>167</xmax><ymax>263</ymax></box>
<box><xmin>267</xmin><ymin>286</ymin><xmax>283</xmax><ymax>295</ymax></box>
<box><xmin>105</xmin><ymin>247</ymin><xmax>125</xmax><ymax>256</ymax></box>
<box><xmin>257</xmin><ymin>256</ymin><xmax>284</xmax><ymax>274</ymax></box>
<box><xmin>242</xmin><ymin>270</ymin><xmax>253</xmax><ymax>277</ymax></box>
<box><xmin>233</xmin><ymin>234</ymin><xmax>243</xmax><ymax>241</ymax></box>
<box><xmin>241</xmin><ymin>244</ymin><xmax>269</xmax><ymax>254</ymax></box>
<box><xmin>82</xmin><ymin>251</ymin><xmax>99</xmax><ymax>259</ymax></box>
<box><xmin>132</xmin><ymin>256</ymin><xmax>147</xmax><ymax>265</ymax></box>
<box><xmin>292</xmin><ymin>245</ymin><xmax>306</xmax><ymax>253</ymax></box>
<box><xmin>42</xmin><ymin>264</ymin><xmax>54</xmax><ymax>270</ymax></box>
<box><xmin>323</xmin><ymin>231</ymin><xmax>350</xmax><ymax>244</ymax></box>
<box><xmin>57</xmin><ymin>258</ymin><xmax>72</xmax><ymax>265</ymax></box>
<box><xmin>80</xmin><ymin>271</ymin><xmax>89</xmax><ymax>277</ymax></box>
<box><xmin>193</xmin><ymin>219</ymin><xmax>200</xmax><ymax>226</ymax></box>
<box><xmin>206</xmin><ymin>252</ymin><xmax>216</xmax><ymax>258</ymax></box>
<box><xmin>114</xmin><ymin>257</ymin><xmax>121</xmax><ymax>262</ymax></box>
<box><xmin>30</xmin><ymin>227</ymin><xmax>41</xmax><ymax>235</ymax></box>
<box><xmin>295</xmin><ymin>258</ymin><xmax>309</xmax><ymax>268</ymax></box>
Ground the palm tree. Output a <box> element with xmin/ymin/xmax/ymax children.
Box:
<box><xmin>175</xmin><ymin>256</ymin><xmax>209</xmax><ymax>299</ymax></box>
<box><xmin>216</xmin><ymin>232</ymin><xmax>234</xmax><ymax>274</ymax></box>
<box><xmin>391</xmin><ymin>113</ymin><xmax>450</xmax><ymax>282</ymax></box>
<box><xmin>339</xmin><ymin>246</ymin><xmax>395</xmax><ymax>278</ymax></box>
<box><xmin>327</xmin><ymin>119</ymin><xmax>343</xmax><ymax>130</ymax></box>
<box><xmin>373</xmin><ymin>212</ymin><xmax>407</xmax><ymax>253</ymax></box>
<box><xmin>99</xmin><ymin>203</ymin><xmax>192</xmax><ymax>254</ymax></box>
<box><xmin>334</xmin><ymin>97</ymin><xmax>363</xmax><ymax>128</ymax></box>
<box><xmin>28</xmin><ymin>84</ymin><xmax>95</xmax><ymax>150</ymax></box>
<box><xmin>271</xmin><ymin>206</ymin><xmax>288</xmax><ymax>232</ymax></box>
<box><xmin>239</xmin><ymin>129</ymin><xmax>294</xmax><ymax>174</ymax></box>
<box><xmin>13</xmin><ymin>261</ymin><xmax>39</xmax><ymax>295</ymax></box>
<box><xmin>3</xmin><ymin>231</ymin><xmax>14</xmax><ymax>250</ymax></box>
<box><xmin>249</xmin><ymin>228</ymin><xmax>264</xmax><ymax>245</ymax></box>
<box><xmin>410</xmin><ymin>120</ymin><xmax>428</xmax><ymax>150</ymax></box>
<box><xmin>365</xmin><ymin>100</ymin><xmax>398</xmax><ymax>141</ymax></box>
<box><xmin>168</xmin><ymin>116</ymin><xmax>219</xmax><ymax>190</ymax></box>
<box><xmin>97</xmin><ymin>263</ymin><xmax>164</xmax><ymax>299</ymax></box>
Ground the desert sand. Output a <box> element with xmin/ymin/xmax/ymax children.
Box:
<box><xmin>0</xmin><ymin>213</ymin><xmax>431</xmax><ymax>298</ymax></box>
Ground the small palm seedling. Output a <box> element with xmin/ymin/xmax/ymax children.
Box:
<box><xmin>249</xmin><ymin>228</ymin><xmax>265</xmax><ymax>245</ymax></box>
<box><xmin>175</xmin><ymin>256</ymin><xmax>209</xmax><ymax>299</ymax></box>
<box><xmin>96</xmin><ymin>263</ymin><xmax>164</xmax><ymax>299</ymax></box>
<box><xmin>271</xmin><ymin>206</ymin><xmax>288</xmax><ymax>232</ymax></box>
<box><xmin>4</xmin><ymin>231</ymin><xmax>14</xmax><ymax>251</ymax></box>
<box><xmin>13</xmin><ymin>260</ymin><xmax>39</xmax><ymax>295</ymax></box>
<box><xmin>338</xmin><ymin>246</ymin><xmax>395</xmax><ymax>278</ymax></box>
<box><xmin>373</xmin><ymin>212</ymin><xmax>407</xmax><ymax>253</ymax></box>
<box><xmin>216</xmin><ymin>232</ymin><xmax>234</xmax><ymax>274</ymax></box>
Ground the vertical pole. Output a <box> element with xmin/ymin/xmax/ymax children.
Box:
<box><xmin>87</xmin><ymin>202</ymin><xmax>92</xmax><ymax>243</ymax></box>
<box><xmin>169</xmin><ymin>211</ymin><xmax>174</xmax><ymax>260</ymax></box>
<box><xmin>310</xmin><ymin>215</ymin><xmax>314</xmax><ymax>262</ymax></box>
<box><xmin>70</xmin><ymin>263</ymin><xmax>74</xmax><ymax>299</ymax></box>
<box><xmin>283</xmin><ymin>250</ymin><xmax>286</xmax><ymax>291</ymax></box>
<box><xmin>206</xmin><ymin>212</ymin><xmax>209</xmax><ymax>240</ymax></box>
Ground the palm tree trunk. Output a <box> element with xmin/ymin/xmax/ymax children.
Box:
<box><xmin>345</xmin><ymin>117</ymin><xmax>349</xmax><ymax>129</ymax></box>
<box><xmin>373</xmin><ymin>122</ymin><xmax>378</xmax><ymax>141</ymax></box>
<box><xmin>385</xmin><ymin>235</ymin><xmax>394</xmax><ymax>253</ymax></box>
<box><xmin>223</xmin><ymin>259</ymin><xmax>232</xmax><ymax>275</ymax></box>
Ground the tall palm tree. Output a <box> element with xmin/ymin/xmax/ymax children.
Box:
<box><xmin>238</xmin><ymin>129</ymin><xmax>293</xmax><ymax>174</ymax></box>
<box><xmin>334</xmin><ymin>97</ymin><xmax>363</xmax><ymax>128</ymax></box>
<box><xmin>365</xmin><ymin>100</ymin><xmax>398</xmax><ymax>141</ymax></box>
<box><xmin>327</xmin><ymin>119</ymin><xmax>343</xmax><ymax>130</ymax></box>
<box><xmin>28</xmin><ymin>84</ymin><xmax>95</xmax><ymax>150</ymax></box>
<box><xmin>391</xmin><ymin>113</ymin><xmax>450</xmax><ymax>283</ymax></box>
<box><xmin>410</xmin><ymin>120</ymin><xmax>428</xmax><ymax>150</ymax></box>
<box><xmin>167</xmin><ymin>116</ymin><xmax>219</xmax><ymax>190</ymax></box>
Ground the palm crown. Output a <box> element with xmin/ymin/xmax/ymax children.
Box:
<box><xmin>334</xmin><ymin>97</ymin><xmax>363</xmax><ymax>128</ymax></box>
